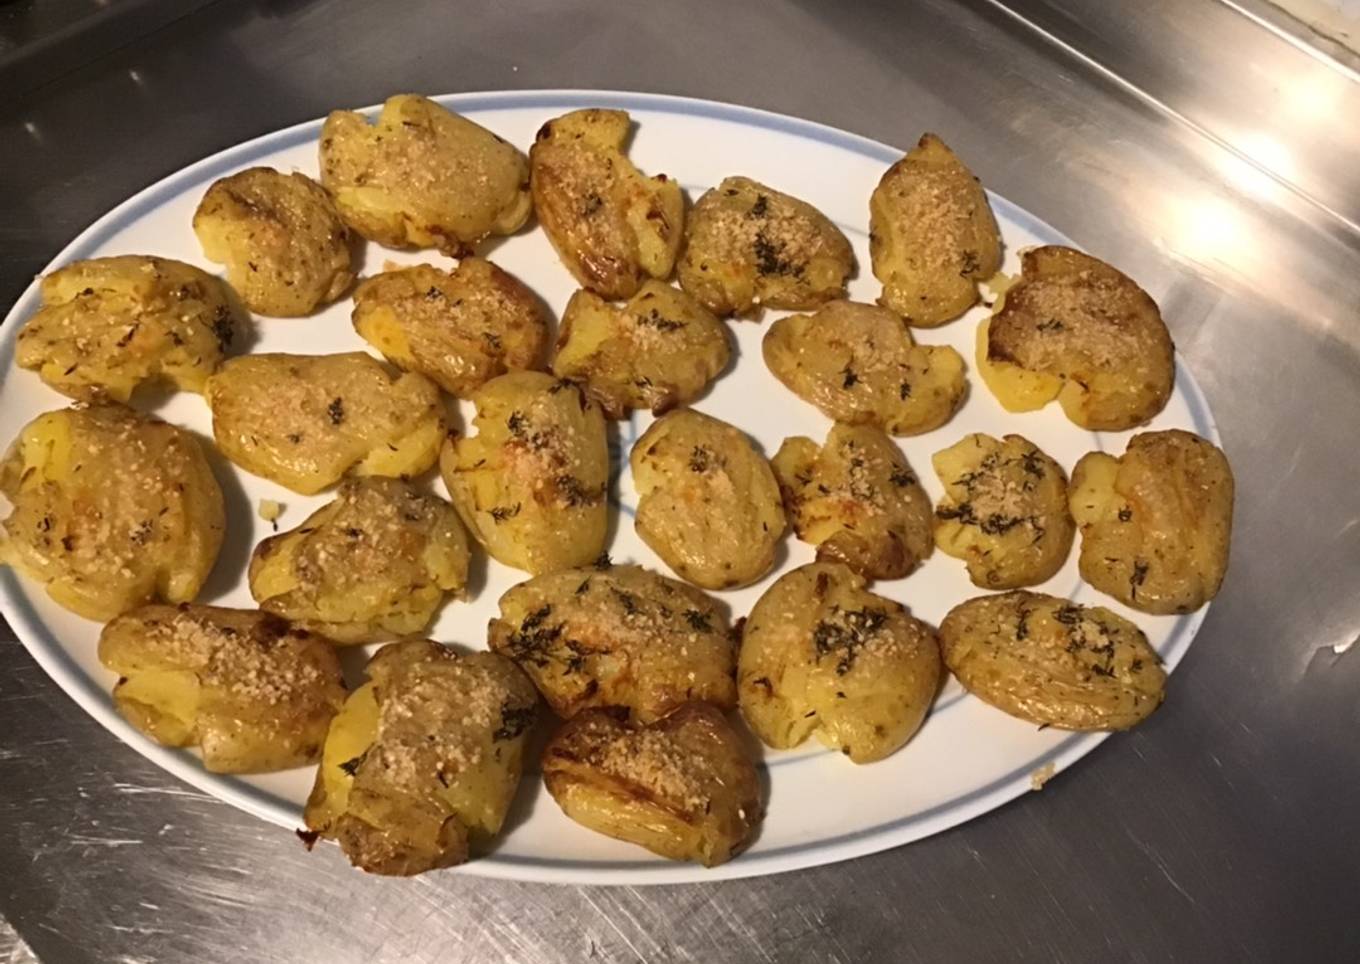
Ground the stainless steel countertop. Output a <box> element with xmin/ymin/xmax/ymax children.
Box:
<box><xmin>2</xmin><ymin>1</ymin><xmax>1358</xmax><ymax>960</ymax></box>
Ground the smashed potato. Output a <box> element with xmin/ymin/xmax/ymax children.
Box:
<box><xmin>983</xmin><ymin>246</ymin><xmax>1174</xmax><ymax>430</ymax></box>
<box><xmin>763</xmin><ymin>300</ymin><xmax>966</xmax><ymax>436</ymax></box>
<box><xmin>16</xmin><ymin>256</ymin><xmax>236</xmax><ymax>402</ymax></box>
<box><xmin>932</xmin><ymin>433</ymin><xmax>1074</xmax><ymax>589</ymax></box>
<box><xmin>542</xmin><ymin>703</ymin><xmax>761</xmax><ymax>866</ymax></box>
<box><xmin>631</xmin><ymin>409</ymin><xmax>785</xmax><ymax>590</ymax></box>
<box><xmin>99</xmin><ymin>605</ymin><xmax>345</xmax><ymax>772</ymax></box>
<box><xmin>530</xmin><ymin>109</ymin><xmax>683</xmax><ymax>299</ymax></box>
<box><xmin>320</xmin><ymin>94</ymin><xmax>531</xmax><ymax>254</ymax></box>
<box><xmin>204</xmin><ymin>353</ymin><xmax>444</xmax><ymax>495</ymax></box>
<box><xmin>869</xmin><ymin>133</ymin><xmax>1001</xmax><ymax>327</ymax></box>
<box><xmin>939</xmin><ymin>591</ymin><xmax>1165</xmax><ymax>730</ymax></box>
<box><xmin>441</xmin><ymin>372</ymin><xmax>607</xmax><ymax>574</ymax></box>
<box><xmin>488</xmin><ymin>563</ymin><xmax>735</xmax><ymax>723</ymax></box>
<box><xmin>304</xmin><ymin>640</ymin><xmax>538</xmax><ymax>876</ymax></box>
<box><xmin>1070</xmin><ymin>430</ymin><xmax>1234</xmax><ymax>614</ymax></box>
<box><xmin>772</xmin><ymin>424</ymin><xmax>933</xmax><ymax>580</ymax></box>
<box><xmin>0</xmin><ymin>404</ymin><xmax>224</xmax><ymax>621</ymax></box>
<box><xmin>738</xmin><ymin>562</ymin><xmax>941</xmax><ymax>763</ymax></box>
<box><xmin>551</xmin><ymin>280</ymin><xmax>730</xmax><ymax>418</ymax></box>
<box><xmin>248</xmin><ymin>478</ymin><xmax>469</xmax><ymax>644</ymax></box>
<box><xmin>677</xmin><ymin>176</ymin><xmax>853</xmax><ymax>316</ymax></box>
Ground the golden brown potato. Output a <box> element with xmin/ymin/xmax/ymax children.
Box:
<box><xmin>542</xmin><ymin>703</ymin><xmax>761</xmax><ymax>866</ymax></box>
<box><xmin>193</xmin><ymin>167</ymin><xmax>354</xmax><ymax>317</ymax></box>
<box><xmin>204</xmin><ymin>353</ymin><xmax>444</xmax><ymax>495</ymax></box>
<box><xmin>441</xmin><ymin>372</ymin><xmax>607</xmax><ymax>574</ymax></box>
<box><xmin>304</xmin><ymin>640</ymin><xmax>538</xmax><ymax>876</ymax></box>
<box><xmin>763</xmin><ymin>300</ymin><xmax>966</xmax><ymax>436</ymax></box>
<box><xmin>352</xmin><ymin>258</ymin><xmax>548</xmax><ymax>396</ymax></box>
<box><xmin>772</xmin><ymin>424</ymin><xmax>933</xmax><ymax>580</ymax></box>
<box><xmin>1070</xmin><ymin>430</ymin><xmax>1233</xmax><ymax>614</ymax></box>
<box><xmin>932</xmin><ymin>433</ymin><xmax>1074</xmax><ymax>589</ymax></box>
<box><xmin>983</xmin><ymin>246</ymin><xmax>1174</xmax><ymax>430</ymax></box>
<box><xmin>677</xmin><ymin>176</ymin><xmax>853</xmax><ymax>316</ymax></box>
<box><xmin>248</xmin><ymin>478</ymin><xmax>469</xmax><ymax>644</ymax></box>
<box><xmin>320</xmin><ymin>94</ymin><xmax>531</xmax><ymax>254</ymax></box>
<box><xmin>530</xmin><ymin>109</ymin><xmax>683</xmax><ymax>299</ymax></box>
<box><xmin>551</xmin><ymin>281</ymin><xmax>730</xmax><ymax>418</ymax></box>
<box><xmin>0</xmin><ymin>405</ymin><xmax>224</xmax><ymax>621</ymax></box>
<box><xmin>98</xmin><ymin>605</ymin><xmax>345</xmax><ymax>772</ymax></box>
<box><xmin>738</xmin><ymin>562</ymin><xmax>940</xmax><ymax>763</ymax></box>
<box><xmin>488</xmin><ymin>562</ymin><xmax>735</xmax><ymax>723</ymax></box>
<box><xmin>631</xmin><ymin>409</ymin><xmax>785</xmax><ymax>590</ymax></box>
<box><xmin>939</xmin><ymin>591</ymin><xmax>1166</xmax><ymax>730</ymax></box>
<box><xmin>869</xmin><ymin>133</ymin><xmax>1001</xmax><ymax>327</ymax></box>
<box><xmin>15</xmin><ymin>256</ymin><xmax>237</xmax><ymax>402</ymax></box>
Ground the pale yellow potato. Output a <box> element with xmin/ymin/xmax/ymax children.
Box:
<box><xmin>1070</xmin><ymin>430</ymin><xmax>1234</xmax><ymax>614</ymax></box>
<box><xmin>530</xmin><ymin>108</ymin><xmax>683</xmax><ymax>299</ymax></box>
<box><xmin>551</xmin><ymin>281</ymin><xmax>730</xmax><ymax>418</ymax></box>
<box><xmin>0</xmin><ymin>404</ymin><xmax>224</xmax><ymax>621</ymax></box>
<box><xmin>320</xmin><ymin>94</ymin><xmax>531</xmax><ymax>254</ymax></box>
<box><xmin>975</xmin><ymin>316</ymin><xmax>1063</xmax><ymax>412</ymax></box>
<box><xmin>204</xmin><ymin>353</ymin><xmax>445</xmax><ymax>495</ymax></box>
<box><xmin>16</xmin><ymin>256</ymin><xmax>237</xmax><ymax>402</ymax></box>
<box><xmin>441</xmin><ymin>372</ymin><xmax>607</xmax><ymax>574</ymax></box>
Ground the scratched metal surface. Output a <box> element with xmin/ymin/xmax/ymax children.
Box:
<box><xmin>1</xmin><ymin>0</ymin><xmax>1358</xmax><ymax>960</ymax></box>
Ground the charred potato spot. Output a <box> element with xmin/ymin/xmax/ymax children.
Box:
<box><xmin>542</xmin><ymin>703</ymin><xmax>761</xmax><ymax>866</ymax></box>
<box><xmin>939</xmin><ymin>591</ymin><xmax>1166</xmax><ymax>730</ymax></box>
<box><xmin>738</xmin><ymin>562</ymin><xmax>941</xmax><ymax>763</ymax></box>
<box><xmin>0</xmin><ymin>404</ymin><xmax>224</xmax><ymax>620</ymax></box>
<box><xmin>1070</xmin><ymin>430</ymin><xmax>1233</xmax><ymax>614</ymax></box>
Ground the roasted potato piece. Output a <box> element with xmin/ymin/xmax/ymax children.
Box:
<box><xmin>772</xmin><ymin>424</ymin><xmax>933</xmax><ymax>580</ymax></box>
<box><xmin>352</xmin><ymin>258</ymin><xmax>548</xmax><ymax>396</ymax></box>
<box><xmin>98</xmin><ymin>605</ymin><xmax>345</xmax><ymax>772</ymax></box>
<box><xmin>441</xmin><ymin>372</ymin><xmax>607</xmax><ymax>574</ymax></box>
<box><xmin>542</xmin><ymin>703</ymin><xmax>761</xmax><ymax>866</ymax></box>
<box><xmin>983</xmin><ymin>246</ymin><xmax>1174</xmax><ymax>430</ymax></box>
<box><xmin>320</xmin><ymin>94</ymin><xmax>531</xmax><ymax>254</ymax></box>
<box><xmin>939</xmin><ymin>591</ymin><xmax>1166</xmax><ymax>730</ymax></box>
<box><xmin>1070</xmin><ymin>430</ymin><xmax>1233</xmax><ymax>614</ymax></box>
<box><xmin>932</xmin><ymin>433</ymin><xmax>1074</xmax><ymax>589</ymax></box>
<box><xmin>551</xmin><ymin>281</ymin><xmax>730</xmax><ymax>418</ymax></box>
<box><xmin>0</xmin><ymin>405</ymin><xmax>224</xmax><ymax>621</ymax></box>
<box><xmin>530</xmin><ymin>109</ymin><xmax>683</xmax><ymax>299</ymax></box>
<box><xmin>763</xmin><ymin>300</ymin><xmax>966</xmax><ymax>436</ymax></box>
<box><xmin>631</xmin><ymin>409</ymin><xmax>785</xmax><ymax>589</ymax></box>
<box><xmin>677</xmin><ymin>176</ymin><xmax>853</xmax><ymax>316</ymax></box>
<box><xmin>869</xmin><ymin>133</ymin><xmax>1001</xmax><ymax>327</ymax></box>
<box><xmin>304</xmin><ymin>640</ymin><xmax>538</xmax><ymax>876</ymax></box>
<box><xmin>204</xmin><ymin>353</ymin><xmax>444</xmax><ymax>495</ymax></box>
<box><xmin>488</xmin><ymin>563</ymin><xmax>735</xmax><ymax>722</ymax></box>
<box><xmin>248</xmin><ymin>478</ymin><xmax>469</xmax><ymax>644</ymax></box>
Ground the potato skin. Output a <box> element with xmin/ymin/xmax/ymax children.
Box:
<box><xmin>869</xmin><ymin>133</ymin><xmax>1001</xmax><ymax>327</ymax></box>
<box><xmin>763</xmin><ymin>300</ymin><xmax>966</xmax><ymax>436</ymax></box>
<box><xmin>0</xmin><ymin>404</ymin><xmax>224</xmax><ymax>621</ymax></box>
<box><xmin>320</xmin><ymin>94</ymin><xmax>531</xmax><ymax>254</ymax></box>
<box><xmin>98</xmin><ymin>605</ymin><xmax>345</xmax><ymax>773</ymax></box>
<box><xmin>441</xmin><ymin>372</ymin><xmax>607</xmax><ymax>574</ymax></box>
<box><xmin>772</xmin><ymin>424</ymin><xmax>933</xmax><ymax>580</ymax></box>
<box><xmin>542</xmin><ymin>703</ymin><xmax>762</xmax><ymax>867</ymax></box>
<box><xmin>631</xmin><ymin>409</ymin><xmax>785</xmax><ymax>590</ymax></box>
<box><xmin>939</xmin><ymin>591</ymin><xmax>1166</xmax><ymax>730</ymax></box>
<box><xmin>487</xmin><ymin>563</ymin><xmax>736</xmax><ymax>723</ymax></box>
<box><xmin>677</xmin><ymin>176</ymin><xmax>853</xmax><ymax>316</ymax></box>
<box><xmin>204</xmin><ymin>353</ymin><xmax>444</xmax><ymax>495</ymax></box>
<box><xmin>530</xmin><ymin>109</ymin><xmax>683</xmax><ymax>300</ymax></box>
<box><xmin>551</xmin><ymin>281</ymin><xmax>730</xmax><ymax>418</ymax></box>
<box><xmin>1070</xmin><ymin>430</ymin><xmax>1233</xmax><ymax>614</ymax></box>
<box><xmin>352</xmin><ymin>258</ymin><xmax>548</xmax><ymax>396</ymax></box>
<box><xmin>304</xmin><ymin>640</ymin><xmax>539</xmax><ymax>876</ymax></box>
